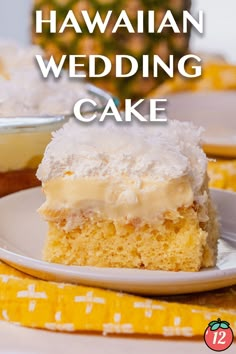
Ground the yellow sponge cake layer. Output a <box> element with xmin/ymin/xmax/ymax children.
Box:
<box><xmin>43</xmin><ymin>201</ymin><xmax>218</xmax><ymax>271</ymax></box>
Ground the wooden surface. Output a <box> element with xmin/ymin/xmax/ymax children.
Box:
<box><xmin>0</xmin><ymin>169</ymin><xmax>40</xmax><ymax>197</ymax></box>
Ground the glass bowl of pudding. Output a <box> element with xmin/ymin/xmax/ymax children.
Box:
<box><xmin>0</xmin><ymin>116</ymin><xmax>64</xmax><ymax>197</ymax></box>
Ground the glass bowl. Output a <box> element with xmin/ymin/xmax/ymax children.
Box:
<box><xmin>0</xmin><ymin>84</ymin><xmax>118</xmax><ymax>197</ymax></box>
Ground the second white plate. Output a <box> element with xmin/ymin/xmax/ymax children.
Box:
<box><xmin>0</xmin><ymin>187</ymin><xmax>235</xmax><ymax>295</ymax></box>
<box><xmin>166</xmin><ymin>91</ymin><xmax>236</xmax><ymax>157</ymax></box>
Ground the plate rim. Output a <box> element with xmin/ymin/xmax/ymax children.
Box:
<box><xmin>166</xmin><ymin>90</ymin><xmax>236</xmax><ymax>155</ymax></box>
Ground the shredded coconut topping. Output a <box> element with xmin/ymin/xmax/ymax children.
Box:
<box><xmin>37</xmin><ymin>119</ymin><xmax>207</xmax><ymax>194</ymax></box>
<box><xmin>0</xmin><ymin>41</ymin><xmax>96</xmax><ymax>116</ymax></box>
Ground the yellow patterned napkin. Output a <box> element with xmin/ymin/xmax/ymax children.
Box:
<box><xmin>0</xmin><ymin>260</ymin><xmax>236</xmax><ymax>336</ymax></box>
<box><xmin>208</xmin><ymin>161</ymin><xmax>236</xmax><ymax>192</ymax></box>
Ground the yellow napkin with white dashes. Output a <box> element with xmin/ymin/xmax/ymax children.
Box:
<box><xmin>0</xmin><ymin>260</ymin><xmax>236</xmax><ymax>336</ymax></box>
<box><xmin>208</xmin><ymin>160</ymin><xmax>236</xmax><ymax>192</ymax></box>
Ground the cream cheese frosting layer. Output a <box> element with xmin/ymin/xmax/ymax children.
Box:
<box><xmin>40</xmin><ymin>176</ymin><xmax>194</xmax><ymax>221</ymax></box>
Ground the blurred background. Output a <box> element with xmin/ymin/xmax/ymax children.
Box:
<box><xmin>0</xmin><ymin>0</ymin><xmax>236</xmax><ymax>63</ymax></box>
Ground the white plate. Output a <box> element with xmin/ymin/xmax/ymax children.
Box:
<box><xmin>0</xmin><ymin>187</ymin><xmax>235</xmax><ymax>295</ymax></box>
<box><xmin>166</xmin><ymin>91</ymin><xmax>236</xmax><ymax>157</ymax></box>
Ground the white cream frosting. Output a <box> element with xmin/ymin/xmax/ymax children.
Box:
<box><xmin>37</xmin><ymin>119</ymin><xmax>207</xmax><ymax>196</ymax></box>
<box><xmin>37</xmin><ymin>119</ymin><xmax>209</xmax><ymax>228</ymax></box>
<box><xmin>39</xmin><ymin>175</ymin><xmax>194</xmax><ymax>228</ymax></box>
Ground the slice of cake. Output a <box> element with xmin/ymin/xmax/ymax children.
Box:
<box><xmin>37</xmin><ymin>119</ymin><xmax>219</xmax><ymax>271</ymax></box>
